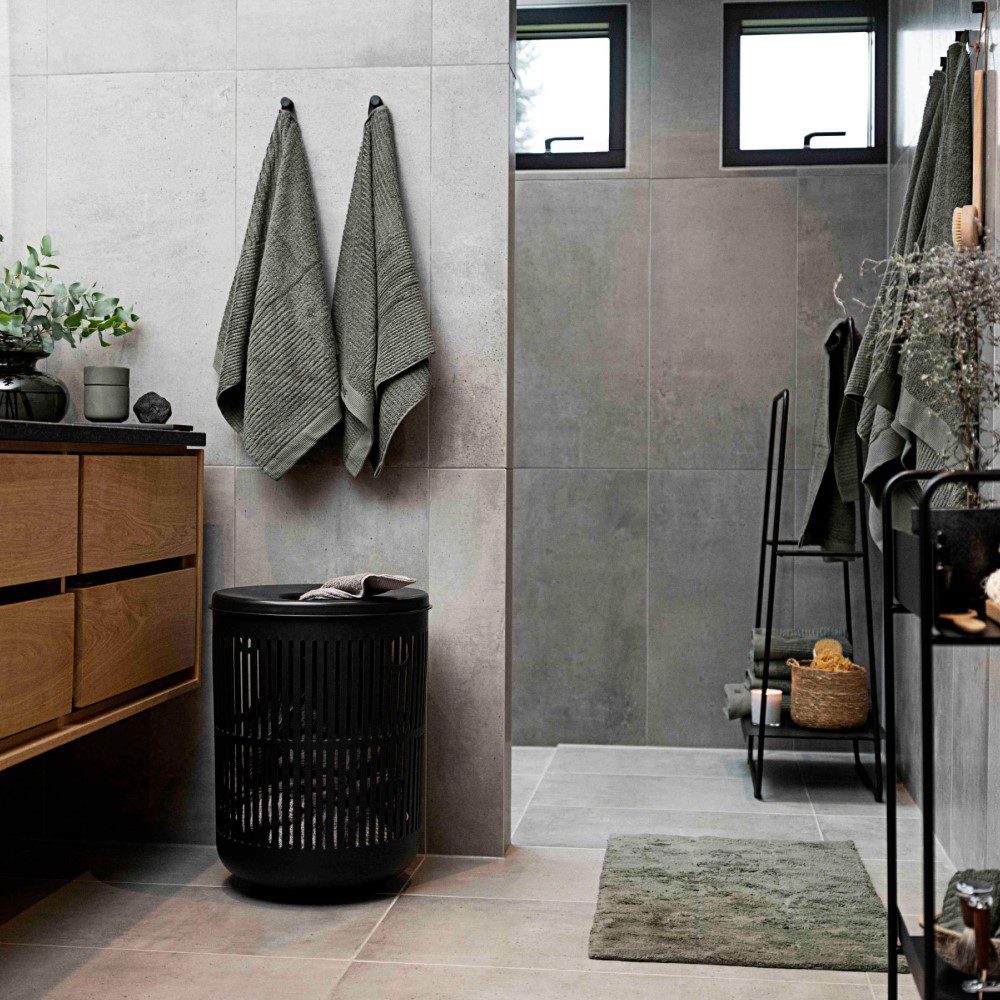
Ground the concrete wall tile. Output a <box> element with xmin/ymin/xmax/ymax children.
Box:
<box><xmin>430</xmin><ymin>64</ymin><xmax>511</xmax><ymax>468</ymax></box>
<box><xmin>48</xmin><ymin>0</ymin><xmax>236</xmax><ymax>75</ymax></box>
<box><xmin>427</xmin><ymin>468</ymin><xmax>510</xmax><ymax>856</ymax></box>
<box><xmin>513</xmin><ymin>469</ymin><xmax>647</xmax><ymax>745</ymax></box>
<box><xmin>514</xmin><ymin>179</ymin><xmax>649</xmax><ymax>468</ymax></box>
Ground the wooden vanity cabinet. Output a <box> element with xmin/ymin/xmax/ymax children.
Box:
<box><xmin>0</xmin><ymin>425</ymin><xmax>205</xmax><ymax>771</ymax></box>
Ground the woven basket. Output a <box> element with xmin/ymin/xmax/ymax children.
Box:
<box><xmin>789</xmin><ymin>659</ymin><xmax>869</xmax><ymax>730</ymax></box>
<box><xmin>934</xmin><ymin>920</ymin><xmax>1000</xmax><ymax>977</ymax></box>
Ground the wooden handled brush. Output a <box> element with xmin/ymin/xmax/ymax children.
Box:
<box><xmin>954</xmin><ymin>68</ymin><xmax>986</xmax><ymax>250</ymax></box>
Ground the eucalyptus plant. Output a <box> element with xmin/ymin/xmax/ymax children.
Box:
<box><xmin>0</xmin><ymin>233</ymin><xmax>137</xmax><ymax>354</ymax></box>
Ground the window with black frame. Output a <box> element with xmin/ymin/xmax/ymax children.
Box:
<box><xmin>515</xmin><ymin>5</ymin><xmax>627</xmax><ymax>170</ymax></box>
<box><xmin>722</xmin><ymin>1</ymin><xmax>887</xmax><ymax>168</ymax></box>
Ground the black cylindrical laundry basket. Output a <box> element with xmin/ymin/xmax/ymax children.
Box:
<box><xmin>210</xmin><ymin>585</ymin><xmax>429</xmax><ymax>891</ymax></box>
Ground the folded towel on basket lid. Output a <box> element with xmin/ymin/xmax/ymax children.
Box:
<box><xmin>299</xmin><ymin>573</ymin><xmax>415</xmax><ymax>601</ymax></box>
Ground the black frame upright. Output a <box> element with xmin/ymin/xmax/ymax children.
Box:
<box><xmin>746</xmin><ymin>360</ymin><xmax>883</xmax><ymax>800</ymax></box>
<box><xmin>883</xmin><ymin>469</ymin><xmax>1000</xmax><ymax>1000</ymax></box>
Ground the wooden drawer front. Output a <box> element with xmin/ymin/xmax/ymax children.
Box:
<box><xmin>74</xmin><ymin>567</ymin><xmax>197</xmax><ymax>707</ymax></box>
<box><xmin>79</xmin><ymin>455</ymin><xmax>198</xmax><ymax>572</ymax></box>
<box><xmin>0</xmin><ymin>594</ymin><xmax>74</xmax><ymax>739</ymax></box>
<box><xmin>0</xmin><ymin>454</ymin><xmax>78</xmax><ymax>587</ymax></box>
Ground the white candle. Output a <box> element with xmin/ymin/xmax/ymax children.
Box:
<box><xmin>751</xmin><ymin>688</ymin><xmax>782</xmax><ymax>727</ymax></box>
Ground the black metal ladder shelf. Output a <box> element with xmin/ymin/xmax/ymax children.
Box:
<box><xmin>746</xmin><ymin>376</ymin><xmax>884</xmax><ymax>802</ymax></box>
<box><xmin>883</xmin><ymin>469</ymin><xmax>1000</xmax><ymax>1000</ymax></box>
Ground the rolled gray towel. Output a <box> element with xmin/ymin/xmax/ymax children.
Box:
<box><xmin>750</xmin><ymin>627</ymin><xmax>851</xmax><ymax>662</ymax></box>
<box><xmin>300</xmin><ymin>573</ymin><xmax>415</xmax><ymax>601</ymax></box>
<box><xmin>723</xmin><ymin>683</ymin><xmax>790</xmax><ymax>721</ymax></box>
<box><xmin>745</xmin><ymin>668</ymin><xmax>791</xmax><ymax>694</ymax></box>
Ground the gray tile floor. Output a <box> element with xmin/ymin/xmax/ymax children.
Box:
<box><xmin>0</xmin><ymin>745</ymin><xmax>939</xmax><ymax>998</ymax></box>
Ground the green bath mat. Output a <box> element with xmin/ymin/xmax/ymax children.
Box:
<box><xmin>589</xmin><ymin>835</ymin><xmax>892</xmax><ymax>971</ymax></box>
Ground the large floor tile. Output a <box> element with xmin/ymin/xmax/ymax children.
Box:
<box><xmin>806</xmin><ymin>779</ymin><xmax>918</xmax><ymax>817</ymax></box>
<box><xmin>514</xmin><ymin>804</ymin><xmax>822</xmax><ymax>849</ymax></box>
<box><xmin>646</xmin><ymin>470</ymin><xmax>793</xmax><ymax>748</ymax></box>
<box><xmin>0</xmin><ymin>843</ymin><xmax>228</xmax><ymax>887</ymax></box>
<box><xmin>333</xmin><ymin>961</ymin><xmax>873</xmax><ymax>999</ymax></box>
<box><xmin>514</xmin><ymin>179</ymin><xmax>649</xmax><ymax>468</ymax></box>
<box><xmin>548</xmin><ymin>745</ymin><xmax>784</xmax><ymax>779</ymax></box>
<box><xmin>530</xmin><ymin>771</ymin><xmax>811</xmax><ymax>815</ymax></box>
<box><xmin>358</xmin><ymin>894</ymin><xmax>872</xmax><ymax>986</ymax></box>
<box><xmin>815</xmin><ymin>815</ymin><xmax>950</xmax><ymax>863</ymax></box>
<box><xmin>0</xmin><ymin>880</ymin><xmax>393</xmax><ymax>959</ymax></box>
<box><xmin>513</xmin><ymin>469</ymin><xmax>647</xmax><ymax>745</ymax></box>
<box><xmin>649</xmin><ymin>177</ymin><xmax>796</xmax><ymax>469</ymax></box>
<box><xmin>406</xmin><ymin>847</ymin><xmax>604</xmax><ymax>903</ymax></box>
<box><xmin>862</xmin><ymin>859</ymin><xmax>952</xmax><ymax>916</ymax></box>
<box><xmin>0</xmin><ymin>943</ymin><xmax>348</xmax><ymax>1000</ymax></box>
<box><xmin>513</xmin><ymin>746</ymin><xmax>556</xmax><ymax>778</ymax></box>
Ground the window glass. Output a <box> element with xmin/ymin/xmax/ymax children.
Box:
<box><xmin>739</xmin><ymin>29</ymin><xmax>874</xmax><ymax>150</ymax></box>
<box><xmin>515</xmin><ymin>5</ymin><xmax>627</xmax><ymax>170</ymax></box>
<box><xmin>721</xmin><ymin>2</ymin><xmax>887</xmax><ymax>168</ymax></box>
<box><xmin>516</xmin><ymin>37</ymin><xmax>611</xmax><ymax>154</ymax></box>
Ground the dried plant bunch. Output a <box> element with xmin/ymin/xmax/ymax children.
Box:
<box><xmin>860</xmin><ymin>242</ymin><xmax>1000</xmax><ymax>483</ymax></box>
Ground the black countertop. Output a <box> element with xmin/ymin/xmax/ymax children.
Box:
<box><xmin>0</xmin><ymin>419</ymin><xmax>206</xmax><ymax>448</ymax></box>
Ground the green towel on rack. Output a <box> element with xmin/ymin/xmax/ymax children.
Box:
<box><xmin>750</xmin><ymin>627</ymin><xmax>851</xmax><ymax>662</ymax></box>
<box><xmin>799</xmin><ymin>319</ymin><xmax>858</xmax><ymax>559</ymax></box>
<box><xmin>745</xmin><ymin>669</ymin><xmax>791</xmax><ymax>694</ymax></box>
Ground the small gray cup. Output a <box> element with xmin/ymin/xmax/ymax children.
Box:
<box><xmin>83</xmin><ymin>365</ymin><xmax>130</xmax><ymax>423</ymax></box>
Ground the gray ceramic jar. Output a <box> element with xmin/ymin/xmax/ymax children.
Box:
<box><xmin>83</xmin><ymin>365</ymin><xmax>130</xmax><ymax>422</ymax></box>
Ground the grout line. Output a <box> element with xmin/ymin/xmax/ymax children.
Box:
<box><xmin>346</xmin><ymin>855</ymin><xmax>427</xmax><ymax>963</ymax></box>
<box><xmin>401</xmin><ymin>891</ymin><xmax>599</xmax><ymax>904</ymax></box>
<box><xmin>511</xmin><ymin>748</ymin><xmax>555</xmax><ymax>840</ymax></box>
<box><xmin>796</xmin><ymin>754</ymin><xmax>826</xmax><ymax>841</ymax></box>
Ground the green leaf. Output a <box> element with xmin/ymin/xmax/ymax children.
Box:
<box><xmin>39</xmin><ymin>234</ymin><xmax>53</xmax><ymax>257</ymax></box>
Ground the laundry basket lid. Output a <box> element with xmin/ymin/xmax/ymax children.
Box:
<box><xmin>210</xmin><ymin>584</ymin><xmax>429</xmax><ymax>617</ymax></box>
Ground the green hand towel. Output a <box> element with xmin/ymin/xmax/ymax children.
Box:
<box><xmin>215</xmin><ymin>108</ymin><xmax>341</xmax><ymax>480</ymax></box>
<box><xmin>847</xmin><ymin>43</ymin><xmax>972</xmax><ymax>540</ymax></box>
<box><xmin>799</xmin><ymin>319</ymin><xmax>857</xmax><ymax>558</ymax></box>
<box><xmin>334</xmin><ymin>104</ymin><xmax>433</xmax><ymax>477</ymax></box>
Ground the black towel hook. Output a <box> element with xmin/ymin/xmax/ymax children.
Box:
<box><xmin>368</xmin><ymin>94</ymin><xmax>383</xmax><ymax>115</ymax></box>
<box><xmin>280</xmin><ymin>96</ymin><xmax>294</xmax><ymax>113</ymax></box>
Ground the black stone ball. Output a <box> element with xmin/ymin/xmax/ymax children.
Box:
<box><xmin>133</xmin><ymin>391</ymin><xmax>172</xmax><ymax>424</ymax></box>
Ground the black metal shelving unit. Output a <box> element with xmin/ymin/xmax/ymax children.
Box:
<box><xmin>747</xmin><ymin>373</ymin><xmax>884</xmax><ymax>800</ymax></box>
<box><xmin>883</xmin><ymin>469</ymin><xmax>1000</xmax><ymax>1000</ymax></box>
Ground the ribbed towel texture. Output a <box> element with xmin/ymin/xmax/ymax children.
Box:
<box><xmin>749</xmin><ymin>627</ymin><xmax>851</xmax><ymax>663</ymax></box>
<box><xmin>846</xmin><ymin>40</ymin><xmax>973</xmax><ymax>540</ymax></box>
<box><xmin>215</xmin><ymin>108</ymin><xmax>341</xmax><ymax>480</ymax></box>
<box><xmin>333</xmin><ymin>105</ymin><xmax>433</xmax><ymax>477</ymax></box>
<box><xmin>300</xmin><ymin>573</ymin><xmax>415</xmax><ymax>601</ymax></box>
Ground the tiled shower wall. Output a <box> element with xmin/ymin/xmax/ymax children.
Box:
<box><xmin>889</xmin><ymin>0</ymin><xmax>1000</xmax><ymax>868</ymax></box>
<box><xmin>513</xmin><ymin>0</ymin><xmax>889</xmax><ymax>747</ymax></box>
<box><xmin>0</xmin><ymin>0</ymin><xmax>514</xmax><ymax>857</ymax></box>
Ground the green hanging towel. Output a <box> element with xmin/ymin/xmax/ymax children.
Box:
<box><xmin>333</xmin><ymin>104</ymin><xmax>433</xmax><ymax>477</ymax></box>
<box><xmin>215</xmin><ymin>107</ymin><xmax>341</xmax><ymax>480</ymax></box>
<box><xmin>799</xmin><ymin>319</ymin><xmax>857</xmax><ymax>558</ymax></box>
